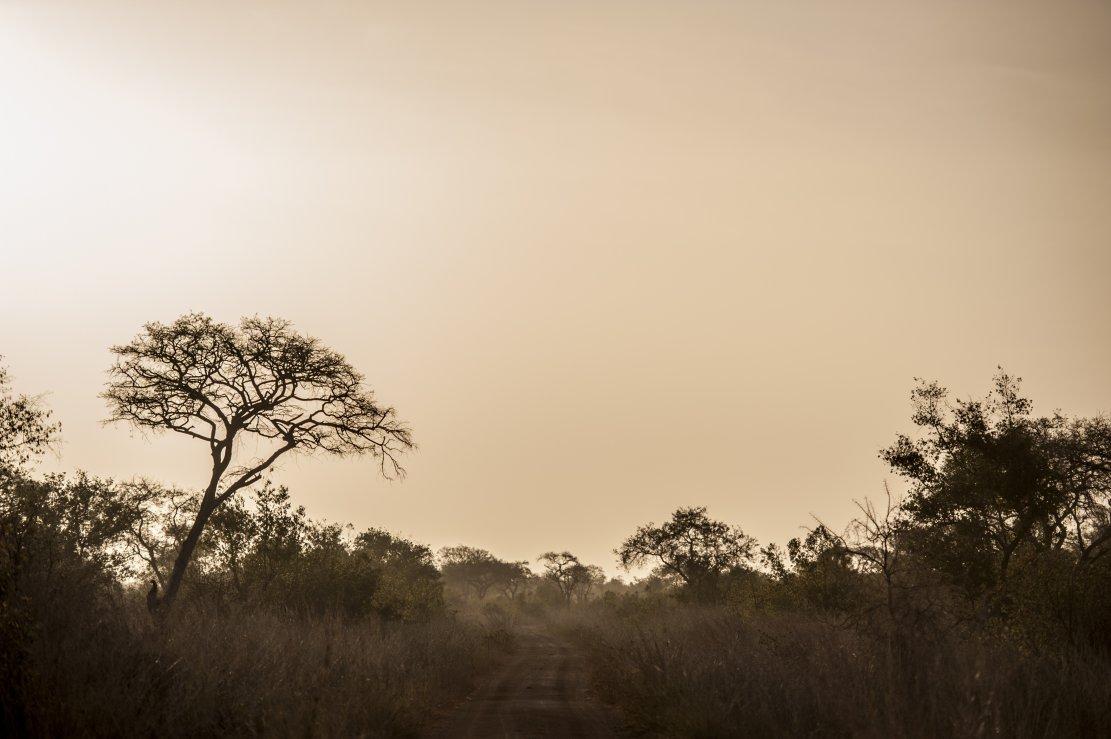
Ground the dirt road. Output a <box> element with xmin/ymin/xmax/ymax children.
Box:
<box><xmin>423</xmin><ymin>623</ymin><xmax>624</xmax><ymax>738</ymax></box>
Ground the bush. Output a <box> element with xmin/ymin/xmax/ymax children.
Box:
<box><xmin>12</xmin><ymin>598</ymin><xmax>497</xmax><ymax>737</ymax></box>
<box><xmin>564</xmin><ymin>602</ymin><xmax>1111</xmax><ymax>738</ymax></box>
<box><xmin>0</xmin><ymin>470</ymin><xmax>499</xmax><ymax>737</ymax></box>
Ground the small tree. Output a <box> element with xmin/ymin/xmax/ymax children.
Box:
<box><xmin>837</xmin><ymin>485</ymin><xmax>908</xmax><ymax>623</ymax></box>
<box><xmin>0</xmin><ymin>358</ymin><xmax>60</xmax><ymax>471</ymax></box>
<box><xmin>439</xmin><ymin>545</ymin><xmax>503</xmax><ymax>600</ymax></box>
<box><xmin>102</xmin><ymin>313</ymin><xmax>413</xmax><ymax>610</ymax></box>
<box><xmin>353</xmin><ymin>528</ymin><xmax>443</xmax><ymax>621</ymax></box>
<box><xmin>570</xmin><ymin>563</ymin><xmax>606</xmax><ymax>603</ymax></box>
<box><xmin>617</xmin><ymin>506</ymin><xmax>756</xmax><ymax>600</ymax></box>
<box><xmin>538</xmin><ymin>551</ymin><xmax>582</xmax><ymax>605</ymax></box>
<box><xmin>497</xmin><ymin>560</ymin><xmax>532</xmax><ymax>600</ymax></box>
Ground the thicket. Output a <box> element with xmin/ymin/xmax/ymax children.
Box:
<box><xmin>0</xmin><ymin>355</ymin><xmax>501</xmax><ymax>737</ymax></box>
<box><xmin>560</xmin><ymin>371</ymin><xmax>1111</xmax><ymax>737</ymax></box>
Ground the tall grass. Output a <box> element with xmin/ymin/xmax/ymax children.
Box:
<box><xmin>12</xmin><ymin>598</ymin><xmax>503</xmax><ymax>738</ymax></box>
<box><xmin>562</xmin><ymin>604</ymin><xmax>1111</xmax><ymax>738</ymax></box>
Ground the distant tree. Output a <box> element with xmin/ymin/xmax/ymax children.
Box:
<box><xmin>538</xmin><ymin>551</ymin><xmax>583</xmax><ymax>605</ymax></box>
<box><xmin>616</xmin><ymin>506</ymin><xmax>756</xmax><ymax>600</ymax></box>
<box><xmin>570</xmin><ymin>563</ymin><xmax>606</xmax><ymax>602</ymax></box>
<box><xmin>597</xmin><ymin>575</ymin><xmax>633</xmax><ymax>598</ymax></box>
<box><xmin>440</xmin><ymin>546</ymin><xmax>533</xmax><ymax>601</ymax></box>
<box><xmin>0</xmin><ymin>358</ymin><xmax>60</xmax><ymax>471</ymax></box>
<box><xmin>353</xmin><ymin>528</ymin><xmax>442</xmax><ymax>621</ymax></box>
<box><xmin>102</xmin><ymin>313</ymin><xmax>413</xmax><ymax>610</ymax></box>
<box><xmin>439</xmin><ymin>545</ymin><xmax>503</xmax><ymax>600</ymax></box>
<box><xmin>496</xmin><ymin>560</ymin><xmax>532</xmax><ymax>600</ymax></box>
<box><xmin>781</xmin><ymin>523</ymin><xmax>862</xmax><ymax>613</ymax></box>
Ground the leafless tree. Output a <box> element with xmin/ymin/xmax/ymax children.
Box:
<box><xmin>102</xmin><ymin>313</ymin><xmax>413</xmax><ymax>609</ymax></box>
<box><xmin>837</xmin><ymin>484</ymin><xmax>906</xmax><ymax>622</ymax></box>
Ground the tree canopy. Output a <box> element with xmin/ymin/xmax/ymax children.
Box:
<box><xmin>881</xmin><ymin>370</ymin><xmax>1111</xmax><ymax>595</ymax></box>
<box><xmin>617</xmin><ymin>506</ymin><xmax>755</xmax><ymax>599</ymax></box>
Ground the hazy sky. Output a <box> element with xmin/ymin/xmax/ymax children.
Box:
<box><xmin>2</xmin><ymin>0</ymin><xmax>1110</xmax><ymax>574</ymax></box>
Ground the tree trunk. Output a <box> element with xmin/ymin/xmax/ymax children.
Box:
<box><xmin>158</xmin><ymin>445</ymin><xmax>234</xmax><ymax>612</ymax></box>
<box><xmin>159</xmin><ymin>494</ymin><xmax>217</xmax><ymax>610</ymax></box>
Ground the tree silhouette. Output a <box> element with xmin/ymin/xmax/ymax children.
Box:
<box><xmin>439</xmin><ymin>545</ymin><xmax>503</xmax><ymax>600</ymax></box>
<box><xmin>881</xmin><ymin>369</ymin><xmax>1111</xmax><ymax>597</ymax></box>
<box><xmin>538</xmin><ymin>551</ymin><xmax>582</xmax><ymax>605</ymax></box>
<box><xmin>570</xmin><ymin>563</ymin><xmax>606</xmax><ymax>602</ymax></box>
<box><xmin>102</xmin><ymin>312</ymin><xmax>413</xmax><ymax>609</ymax></box>
<box><xmin>617</xmin><ymin>506</ymin><xmax>755</xmax><ymax>600</ymax></box>
<box><xmin>0</xmin><ymin>358</ymin><xmax>60</xmax><ymax>471</ymax></box>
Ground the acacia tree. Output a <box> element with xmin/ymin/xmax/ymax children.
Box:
<box><xmin>538</xmin><ymin>551</ymin><xmax>582</xmax><ymax>605</ymax></box>
<box><xmin>440</xmin><ymin>546</ymin><xmax>534</xmax><ymax>601</ymax></box>
<box><xmin>102</xmin><ymin>313</ymin><xmax>413</xmax><ymax>610</ymax></box>
<box><xmin>616</xmin><ymin>506</ymin><xmax>756</xmax><ymax>600</ymax></box>
<box><xmin>439</xmin><ymin>545</ymin><xmax>503</xmax><ymax>600</ymax></box>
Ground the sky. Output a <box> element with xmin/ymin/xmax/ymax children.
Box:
<box><xmin>2</xmin><ymin>0</ymin><xmax>1110</xmax><ymax>574</ymax></box>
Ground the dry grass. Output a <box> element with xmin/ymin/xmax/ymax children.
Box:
<box><xmin>561</xmin><ymin>603</ymin><xmax>1111</xmax><ymax>738</ymax></box>
<box><xmin>14</xmin><ymin>599</ymin><xmax>503</xmax><ymax>738</ymax></box>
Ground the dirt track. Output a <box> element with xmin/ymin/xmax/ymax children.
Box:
<box><xmin>423</xmin><ymin>623</ymin><xmax>624</xmax><ymax>738</ymax></box>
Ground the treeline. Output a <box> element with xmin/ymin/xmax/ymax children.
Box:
<box><xmin>561</xmin><ymin>371</ymin><xmax>1111</xmax><ymax>737</ymax></box>
<box><xmin>0</xmin><ymin>463</ymin><xmax>621</xmax><ymax>628</ymax></box>
<box><xmin>4</xmin><ymin>310</ymin><xmax>1111</xmax><ymax>738</ymax></box>
<box><xmin>591</xmin><ymin>372</ymin><xmax>1111</xmax><ymax>649</ymax></box>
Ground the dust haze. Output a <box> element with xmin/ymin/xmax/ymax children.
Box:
<box><xmin>3</xmin><ymin>1</ymin><xmax>1111</xmax><ymax>736</ymax></box>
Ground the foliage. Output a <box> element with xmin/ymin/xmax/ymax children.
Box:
<box><xmin>0</xmin><ymin>360</ymin><xmax>59</xmax><ymax>471</ymax></box>
<box><xmin>616</xmin><ymin>506</ymin><xmax>756</xmax><ymax>601</ymax></box>
<box><xmin>535</xmin><ymin>551</ymin><xmax>582</xmax><ymax>605</ymax></box>
<box><xmin>124</xmin><ymin>481</ymin><xmax>446</xmax><ymax>621</ymax></box>
<box><xmin>877</xmin><ymin>371</ymin><xmax>1111</xmax><ymax>648</ymax></box>
<box><xmin>0</xmin><ymin>470</ymin><xmax>477</xmax><ymax>737</ymax></box>
<box><xmin>439</xmin><ymin>545</ymin><xmax>530</xmax><ymax>601</ymax></box>
<box><xmin>881</xmin><ymin>371</ymin><xmax>1111</xmax><ymax>594</ymax></box>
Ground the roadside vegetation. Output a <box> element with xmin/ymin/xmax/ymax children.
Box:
<box><xmin>0</xmin><ymin>423</ymin><xmax>502</xmax><ymax>737</ymax></box>
<box><xmin>0</xmin><ymin>319</ymin><xmax>502</xmax><ymax>737</ymax></box>
<box><xmin>558</xmin><ymin>372</ymin><xmax>1111</xmax><ymax>737</ymax></box>
<box><xmin>3</xmin><ymin>314</ymin><xmax>1110</xmax><ymax>737</ymax></box>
